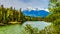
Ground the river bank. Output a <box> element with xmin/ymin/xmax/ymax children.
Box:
<box><xmin>0</xmin><ymin>21</ymin><xmax>51</xmax><ymax>34</ymax></box>
<box><xmin>0</xmin><ymin>21</ymin><xmax>22</xmax><ymax>26</ymax></box>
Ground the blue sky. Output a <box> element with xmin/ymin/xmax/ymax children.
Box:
<box><xmin>0</xmin><ymin>0</ymin><xmax>49</xmax><ymax>9</ymax></box>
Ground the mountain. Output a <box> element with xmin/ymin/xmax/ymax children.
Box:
<box><xmin>22</xmin><ymin>9</ymin><xmax>50</xmax><ymax>17</ymax></box>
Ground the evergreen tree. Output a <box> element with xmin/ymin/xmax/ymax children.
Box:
<box><xmin>47</xmin><ymin>0</ymin><xmax>60</xmax><ymax>34</ymax></box>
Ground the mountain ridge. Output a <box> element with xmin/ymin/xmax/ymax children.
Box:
<box><xmin>22</xmin><ymin>10</ymin><xmax>50</xmax><ymax>17</ymax></box>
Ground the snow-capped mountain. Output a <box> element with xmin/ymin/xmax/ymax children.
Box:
<box><xmin>22</xmin><ymin>8</ymin><xmax>50</xmax><ymax>17</ymax></box>
<box><xmin>22</xmin><ymin>8</ymin><xmax>49</xmax><ymax>12</ymax></box>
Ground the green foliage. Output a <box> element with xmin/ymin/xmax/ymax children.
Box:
<box><xmin>44</xmin><ymin>13</ymin><xmax>60</xmax><ymax>22</ymax></box>
<box><xmin>45</xmin><ymin>0</ymin><xmax>60</xmax><ymax>34</ymax></box>
<box><xmin>0</xmin><ymin>5</ymin><xmax>26</xmax><ymax>24</ymax></box>
<box><xmin>53</xmin><ymin>19</ymin><xmax>60</xmax><ymax>26</ymax></box>
<box><xmin>45</xmin><ymin>0</ymin><xmax>60</xmax><ymax>22</ymax></box>
<box><xmin>49</xmin><ymin>19</ymin><xmax>60</xmax><ymax>34</ymax></box>
<box><xmin>24</xmin><ymin>24</ymin><xmax>40</xmax><ymax>34</ymax></box>
<box><xmin>48</xmin><ymin>0</ymin><xmax>60</xmax><ymax>12</ymax></box>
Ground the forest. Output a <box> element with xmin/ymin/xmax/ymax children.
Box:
<box><xmin>0</xmin><ymin>0</ymin><xmax>60</xmax><ymax>34</ymax></box>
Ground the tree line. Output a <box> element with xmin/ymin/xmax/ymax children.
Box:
<box><xmin>0</xmin><ymin>5</ymin><xmax>26</xmax><ymax>25</ymax></box>
<box><xmin>0</xmin><ymin>5</ymin><xmax>45</xmax><ymax>25</ymax></box>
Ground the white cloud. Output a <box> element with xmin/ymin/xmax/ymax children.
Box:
<box><xmin>45</xmin><ymin>9</ymin><xmax>49</xmax><ymax>12</ymax></box>
<box><xmin>0</xmin><ymin>0</ymin><xmax>49</xmax><ymax>10</ymax></box>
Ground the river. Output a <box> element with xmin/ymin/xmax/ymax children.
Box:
<box><xmin>0</xmin><ymin>21</ymin><xmax>51</xmax><ymax>34</ymax></box>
